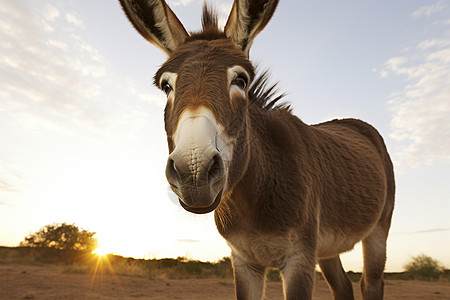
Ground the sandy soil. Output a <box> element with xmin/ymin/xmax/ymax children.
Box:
<box><xmin>1</xmin><ymin>262</ymin><xmax>449</xmax><ymax>300</ymax></box>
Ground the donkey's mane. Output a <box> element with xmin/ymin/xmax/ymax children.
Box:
<box><xmin>188</xmin><ymin>4</ymin><xmax>225</xmax><ymax>41</ymax></box>
<box><xmin>201</xmin><ymin>3</ymin><xmax>218</xmax><ymax>30</ymax></box>
<box><xmin>249</xmin><ymin>71</ymin><xmax>289</xmax><ymax>111</ymax></box>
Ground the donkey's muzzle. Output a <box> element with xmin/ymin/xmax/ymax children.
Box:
<box><xmin>166</xmin><ymin>147</ymin><xmax>225</xmax><ymax>214</ymax></box>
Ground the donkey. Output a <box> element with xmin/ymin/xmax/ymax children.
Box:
<box><xmin>119</xmin><ymin>1</ymin><xmax>395</xmax><ymax>299</ymax></box>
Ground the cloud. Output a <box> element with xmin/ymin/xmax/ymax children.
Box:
<box><xmin>412</xmin><ymin>1</ymin><xmax>446</xmax><ymax>18</ymax></box>
<box><xmin>0</xmin><ymin>163</ymin><xmax>23</xmax><ymax>206</ymax></box>
<box><xmin>65</xmin><ymin>12</ymin><xmax>84</xmax><ymax>28</ymax></box>
<box><xmin>416</xmin><ymin>39</ymin><xmax>450</xmax><ymax>51</ymax></box>
<box><xmin>391</xmin><ymin>228</ymin><xmax>450</xmax><ymax>236</ymax></box>
<box><xmin>177</xmin><ymin>239</ymin><xmax>200</xmax><ymax>243</ymax></box>
<box><xmin>43</xmin><ymin>3</ymin><xmax>60</xmax><ymax>22</ymax></box>
<box><xmin>381</xmin><ymin>15</ymin><xmax>450</xmax><ymax>171</ymax></box>
<box><xmin>0</xmin><ymin>0</ymin><xmax>164</xmax><ymax>134</ymax></box>
<box><xmin>0</xmin><ymin>1</ymin><xmax>104</xmax><ymax>129</ymax></box>
<box><xmin>0</xmin><ymin>180</ymin><xmax>18</xmax><ymax>194</ymax></box>
<box><xmin>413</xmin><ymin>228</ymin><xmax>449</xmax><ymax>234</ymax></box>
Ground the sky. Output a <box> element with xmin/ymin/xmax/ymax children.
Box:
<box><xmin>0</xmin><ymin>0</ymin><xmax>449</xmax><ymax>272</ymax></box>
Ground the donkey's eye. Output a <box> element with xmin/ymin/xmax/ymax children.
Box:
<box><xmin>161</xmin><ymin>81</ymin><xmax>173</xmax><ymax>96</ymax></box>
<box><xmin>232</xmin><ymin>75</ymin><xmax>248</xmax><ymax>90</ymax></box>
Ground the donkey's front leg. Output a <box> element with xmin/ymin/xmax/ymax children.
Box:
<box><xmin>232</xmin><ymin>253</ymin><xmax>267</xmax><ymax>300</ymax></box>
<box><xmin>280</xmin><ymin>255</ymin><xmax>316</xmax><ymax>300</ymax></box>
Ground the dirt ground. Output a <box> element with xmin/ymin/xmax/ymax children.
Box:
<box><xmin>1</xmin><ymin>262</ymin><xmax>449</xmax><ymax>300</ymax></box>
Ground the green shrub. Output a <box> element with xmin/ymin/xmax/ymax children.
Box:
<box><xmin>20</xmin><ymin>223</ymin><xmax>97</xmax><ymax>252</ymax></box>
<box><xmin>404</xmin><ymin>254</ymin><xmax>445</xmax><ymax>281</ymax></box>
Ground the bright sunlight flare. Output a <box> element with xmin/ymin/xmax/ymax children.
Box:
<box><xmin>92</xmin><ymin>246</ymin><xmax>110</xmax><ymax>257</ymax></box>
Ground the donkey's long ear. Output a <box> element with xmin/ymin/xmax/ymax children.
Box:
<box><xmin>224</xmin><ymin>0</ymin><xmax>279</xmax><ymax>56</ymax></box>
<box><xmin>120</xmin><ymin>0</ymin><xmax>188</xmax><ymax>54</ymax></box>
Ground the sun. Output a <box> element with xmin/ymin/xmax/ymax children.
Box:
<box><xmin>92</xmin><ymin>245</ymin><xmax>110</xmax><ymax>257</ymax></box>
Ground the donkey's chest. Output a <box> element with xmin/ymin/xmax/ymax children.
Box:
<box><xmin>225</xmin><ymin>230</ymin><xmax>300</xmax><ymax>268</ymax></box>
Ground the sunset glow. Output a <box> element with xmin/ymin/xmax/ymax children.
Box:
<box><xmin>92</xmin><ymin>246</ymin><xmax>110</xmax><ymax>257</ymax></box>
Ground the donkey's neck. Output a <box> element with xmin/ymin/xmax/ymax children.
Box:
<box><xmin>216</xmin><ymin>107</ymin><xmax>313</xmax><ymax>234</ymax></box>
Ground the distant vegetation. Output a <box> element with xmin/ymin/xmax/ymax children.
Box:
<box><xmin>403</xmin><ymin>254</ymin><xmax>446</xmax><ymax>281</ymax></box>
<box><xmin>0</xmin><ymin>246</ymin><xmax>234</xmax><ymax>279</ymax></box>
<box><xmin>1</xmin><ymin>246</ymin><xmax>449</xmax><ymax>282</ymax></box>
<box><xmin>20</xmin><ymin>223</ymin><xmax>98</xmax><ymax>252</ymax></box>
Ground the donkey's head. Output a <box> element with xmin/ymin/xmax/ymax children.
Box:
<box><xmin>120</xmin><ymin>0</ymin><xmax>279</xmax><ymax>213</ymax></box>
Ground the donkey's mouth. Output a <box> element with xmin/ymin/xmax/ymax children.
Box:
<box><xmin>179</xmin><ymin>189</ymin><xmax>223</xmax><ymax>214</ymax></box>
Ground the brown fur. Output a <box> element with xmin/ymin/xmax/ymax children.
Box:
<box><xmin>119</xmin><ymin>1</ymin><xmax>395</xmax><ymax>299</ymax></box>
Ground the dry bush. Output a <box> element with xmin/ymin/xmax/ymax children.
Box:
<box><xmin>404</xmin><ymin>254</ymin><xmax>446</xmax><ymax>281</ymax></box>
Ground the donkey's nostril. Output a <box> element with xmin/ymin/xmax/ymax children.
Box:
<box><xmin>166</xmin><ymin>158</ymin><xmax>181</xmax><ymax>187</ymax></box>
<box><xmin>207</xmin><ymin>154</ymin><xmax>224</xmax><ymax>184</ymax></box>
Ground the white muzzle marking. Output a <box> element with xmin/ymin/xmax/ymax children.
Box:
<box><xmin>172</xmin><ymin>107</ymin><xmax>233</xmax><ymax>189</ymax></box>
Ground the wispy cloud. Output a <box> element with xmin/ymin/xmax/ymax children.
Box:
<box><xmin>177</xmin><ymin>239</ymin><xmax>200</xmax><ymax>243</ymax></box>
<box><xmin>43</xmin><ymin>3</ymin><xmax>59</xmax><ymax>21</ymax></box>
<box><xmin>0</xmin><ymin>180</ymin><xmax>18</xmax><ymax>206</ymax></box>
<box><xmin>381</xmin><ymin>9</ymin><xmax>450</xmax><ymax>171</ymax></box>
<box><xmin>0</xmin><ymin>0</ymin><xmax>164</xmax><ymax>133</ymax></box>
<box><xmin>413</xmin><ymin>228</ymin><xmax>449</xmax><ymax>234</ymax></box>
<box><xmin>0</xmin><ymin>179</ymin><xmax>18</xmax><ymax>194</ymax></box>
<box><xmin>412</xmin><ymin>1</ymin><xmax>446</xmax><ymax>18</ymax></box>
<box><xmin>65</xmin><ymin>12</ymin><xmax>84</xmax><ymax>28</ymax></box>
<box><xmin>0</xmin><ymin>163</ymin><xmax>23</xmax><ymax>206</ymax></box>
<box><xmin>416</xmin><ymin>39</ymin><xmax>450</xmax><ymax>51</ymax></box>
<box><xmin>392</xmin><ymin>228</ymin><xmax>450</xmax><ymax>235</ymax></box>
<box><xmin>0</xmin><ymin>1</ymin><xmax>105</xmax><ymax>130</ymax></box>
